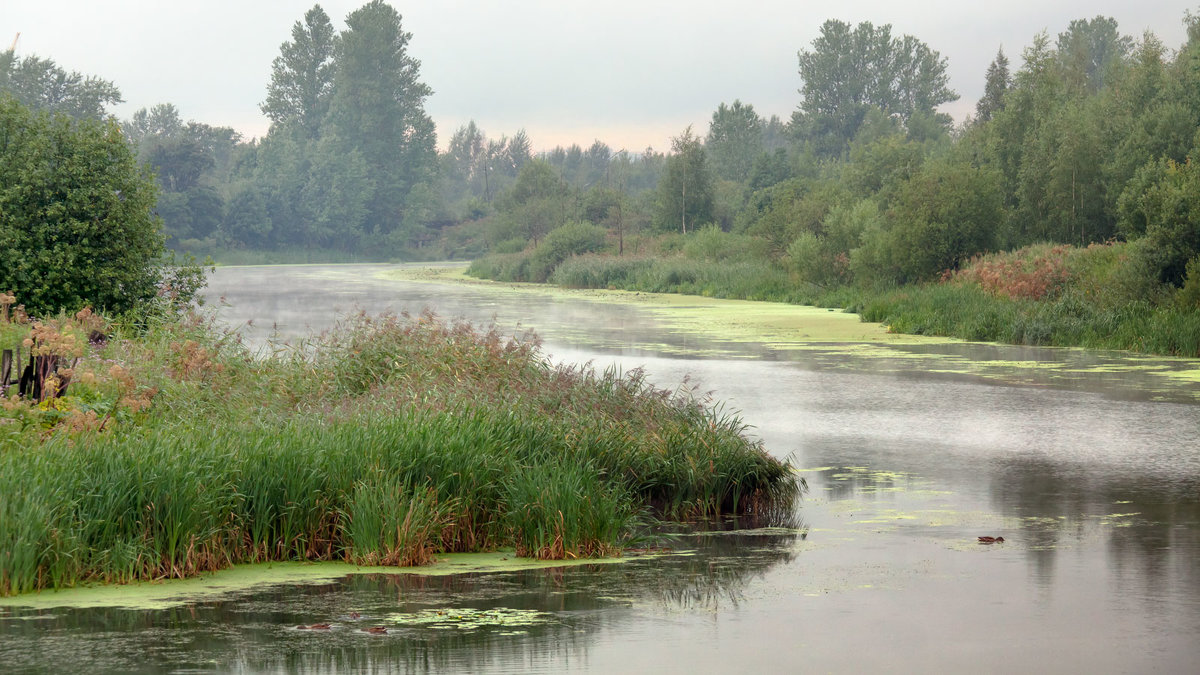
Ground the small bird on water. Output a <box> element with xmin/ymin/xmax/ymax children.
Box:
<box><xmin>977</xmin><ymin>536</ymin><xmax>1005</xmax><ymax>544</ymax></box>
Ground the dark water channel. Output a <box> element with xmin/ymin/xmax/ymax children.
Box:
<box><xmin>3</xmin><ymin>264</ymin><xmax>1198</xmax><ymax>673</ymax></box>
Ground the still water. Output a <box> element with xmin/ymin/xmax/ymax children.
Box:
<box><xmin>2</xmin><ymin>263</ymin><xmax>1198</xmax><ymax>673</ymax></box>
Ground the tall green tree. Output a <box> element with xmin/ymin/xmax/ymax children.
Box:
<box><xmin>0</xmin><ymin>54</ymin><xmax>121</xmax><ymax>121</ymax></box>
<box><xmin>881</xmin><ymin>158</ymin><xmax>1004</xmax><ymax>282</ymax></box>
<box><xmin>507</xmin><ymin>129</ymin><xmax>533</xmax><ymax>172</ymax></box>
<box><xmin>261</xmin><ymin>4</ymin><xmax>336</xmax><ymax>139</ymax></box>
<box><xmin>706</xmin><ymin>100</ymin><xmax>764</xmax><ymax>182</ymax></box>
<box><xmin>0</xmin><ymin>95</ymin><xmax>164</xmax><ymax>314</ymax></box>
<box><xmin>124</xmin><ymin>103</ymin><xmax>184</xmax><ymax>147</ymax></box>
<box><xmin>1101</xmin><ymin>33</ymin><xmax>1195</xmax><ymax>216</ymax></box>
<box><xmin>297</xmin><ymin>134</ymin><xmax>375</xmax><ymax>247</ymax></box>
<box><xmin>502</xmin><ymin>160</ymin><xmax>569</xmax><ymax>246</ymax></box>
<box><xmin>975</xmin><ymin>48</ymin><xmax>1011</xmax><ymax>122</ymax></box>
<box><xmin>1056</xmin><ymin>16</ymin><xmax>1132</xmax><ymax>94</ymax></box>
<box><xmin>656</xmin><ymin>127</ymin><xmax>714</xmax><ymax>233</ymax></box>
<box><xmin>326</xmin><ymin>0</ymin><xmax>437</xmax><ymax>234</ymax></box>
<box><xmin>793</xmin><ymin>20</ymin><xmax>957</xmax><ymax>156</ymax></box>
<box><xmin>123</xmin><ymin>104</ymin><xmax>238</xmax><ymax>246</ymax></box>
<box><xmin>444</xmin><ymin>120</ymin><xmax>494</xmax><ymax>205</ymax></box>
<box><xmin>223</xmin><ymin>187</ymin><xmax>273</xmax><ymax>248</ymax></box>
<box><xmin>582</xmin><ymin>140</ymin><xmax>612</xmax><ymax>186</ymax></box>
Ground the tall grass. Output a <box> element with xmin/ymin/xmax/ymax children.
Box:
<box><xmin>504</xmin><ymin>461</ymin><xmax>641</xmax><ymax>559</ymax></box>
<box><xmin>345</xmin><ymin>478</ymin><xmax>456</xmax><ymax>566</ymax></box>
<box><xmin>0</xmin><ymin>304</ymin><xmax>798</xmax><ymax>596</ymax></box>
<box><xmin>863</xmin><ymin>243</ymin><xmax>1200</xmax><ymax>357</ymax></box>
<box><xmin>549</xmin><ymin>254</ymin><xmax>826</xmax><ymax>304</ymax></box>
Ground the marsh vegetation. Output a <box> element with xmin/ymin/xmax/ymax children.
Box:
<box><xmin>0</xmin><ymin>300</ymin><xmax>796</xmax><ymax>597</ymax></box>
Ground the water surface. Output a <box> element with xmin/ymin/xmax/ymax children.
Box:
<box><xmin>2</xmin><ymin>263</ymin><xmax>1197</xmax><ymax>673</ymax></box>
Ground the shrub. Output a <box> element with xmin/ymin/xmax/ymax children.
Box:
<box><xmin>0</xmin><ymin>95</ymin><xmax>165</xmax><ymax>315</ymax></box>
<box><xmin>528</xmin><ymin>221</ymin><xmax>608</xmax><ymax>282</ymax></box>
<box><xmin>683</xmin><ymin>225</ymin><xmax>768</xmax><ymax>263</ymax></box>
<box><xmin>1177</xmin><ymin>255</ymin><xmax>1200</xmax><ymax>309</ymax></box>
<box><xmin>950</xmin><ymin>244</ymin><xmax>1071</xmax><ymax>300</ymax></box>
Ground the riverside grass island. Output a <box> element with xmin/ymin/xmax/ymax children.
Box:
<box><xmin>0</xmin><ymin>295</ymin><xmax>798</xmax><ymax>600</ymax></box>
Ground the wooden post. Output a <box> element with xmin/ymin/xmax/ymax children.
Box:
<box><xmin>18</xmin><ymin>355</ymin><xmax>33</xmax><ymax>399</ymax></box>
<box><xmin>1</xmin><ymin>349</ymin><xmax>10</xmax><ymax>391</ymax></box>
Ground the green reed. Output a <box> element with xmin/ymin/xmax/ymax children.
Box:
<box><xmin>344</xmin><ymin>477</ymin><xmax>457</xmax><ymax>566</ymax></box>
<box><xmin>0</xmin><ymin>307</ymin><xmax>798</xmax><ymax>596</ymax></box>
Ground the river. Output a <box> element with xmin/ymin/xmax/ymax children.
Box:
<box><xmin>2</xmin><ymin>263</ymin><xmax>1198</xmax><ymax>673</ymax></box>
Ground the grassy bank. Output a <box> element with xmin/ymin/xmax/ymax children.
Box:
<box><xmin>860</xmin><ymin>244</ymin><xmax>1200</xmax><ymax>357</ymax></box>
<box><xmin>472</xmin><ymin>252</ymin><xmax>862</xmax><ymax>309</ymax></box>
<box><xmin>0</xmin><ymin>303</ymin><xmax>797</xmax><ymax>597</ymax></box>
<box><xmin>469</xmin><ymin>240</ymin><xmax>1200</xmax><ymax>358</ymax></box>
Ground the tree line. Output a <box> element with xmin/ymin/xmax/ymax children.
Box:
<box><xmin>473</xmin><ymin>13</ymin><xmax>1200</xmax><ymax>302</ymax></box>
<box><xmin>4</xmin><ymin>7</ymin><xmax>1200</xmax><ymax>301</ymax></box>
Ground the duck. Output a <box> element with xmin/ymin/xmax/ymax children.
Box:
<box><xmin>977</xmin><ymin>536</ymin><xmax>1005</xmax><ymax>544</ymax></box>
<box><xmin>363</xmin><ymin>626</ymin><xmax>388</xmax><ymax>635</ymax></box>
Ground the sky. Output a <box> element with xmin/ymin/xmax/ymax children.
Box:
<box><xmin>4</xmin><ymin>1</ymin><xmax>1197</xmax><ymax>153</ymax></box>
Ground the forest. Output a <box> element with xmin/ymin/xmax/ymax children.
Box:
<box><xmin>3</xmin><ymin>4</ymin><xmax>1200</xmax><ymax>353</ymax></box>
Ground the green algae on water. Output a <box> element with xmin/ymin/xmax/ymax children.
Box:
<box><xmin>385</xmin><ymin>607</ymin><xmax>554</xmax><ymax>631</ymax></box>
<box><xmin>0</xmin><ymin>552</ymin><xmax>628</xmax><ymax>611</ymax></box>
<box><xmin>377</xmin><ymin>264</ymin><xmax>1200</xmax><ymax>402</ymax></box>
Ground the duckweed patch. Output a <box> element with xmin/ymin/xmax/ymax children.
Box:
<box><xmin>380</xmin><ymin>264</ymin><xmax>1200</xmax><ymax>401</ymax></box>
<box><xmin>0</xmin><ymin>554</ymin><xmax>631</xmax><ymax>610</ymax></box>
<box><xmin>385</xmin><ymin>607</ymin><xmax>554</xmax><ymax>631</ymax></box>
<box><xmin>694</xmin><ymin>527</ymin><xmax>808</xmax><ymax>537</ymax></box>
<box><xmin>380</xmin><ymin>264</ymin><xmax>942</xmax><ymax>345</ymax></box>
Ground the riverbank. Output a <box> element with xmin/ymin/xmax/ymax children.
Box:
<box><xmin>378</xmin><ymin>262</ymin><xmax>1200</xmax><ymax>398</ymax></box>
<box><xmin>0</xmin><ymin>301</ymin><xmax>797</xmax><ymax>598</ymax></box>
<box><xmin>465</xmin><ymin>242</ymin><xmax>1200</xmax><ymax>359</ymax></box>
<box><xmin>380</xmin><ymin>263</ymin><xmax>946</xmax><ymax>346</ymax></box>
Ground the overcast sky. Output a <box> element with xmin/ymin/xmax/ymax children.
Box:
<box><xmin>5</xmin><ymin>1</ymin><xmax>1196</xmax><ymax>152</ymax></box>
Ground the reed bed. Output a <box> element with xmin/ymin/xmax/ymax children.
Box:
<box><xmin>0</xmin><ymin>304</ymin><xmax>798</xmax><ymax>596</ymax></box>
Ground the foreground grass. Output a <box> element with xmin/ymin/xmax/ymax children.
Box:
<box><xmin>0</xmin><ymin>307</ymin><xmax>797</xmax><ymax>596</ymax></box>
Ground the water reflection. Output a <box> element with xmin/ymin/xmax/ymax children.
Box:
<box><xmin>0</xmin><ymin>531</ymin><xmax>798</xmax><ymax>673</ymax></box>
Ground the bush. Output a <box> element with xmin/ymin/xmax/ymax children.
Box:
<box><xmin>1177</xmin><ymin>255</ymin><xmax>1200</xmax><ymax>309</ymax></box>
<box><xmin>528</xmin><ymin>221</ymin><xmax>608</xmax><ymax>282</ymax></box>
<box><xmin>950</xmin><ymin>244</ymin><xmax>1071</xmax><ymax>300</ymax></box>
<box><xmin>1117</xmin><ymin>156</ymin><xmax>1200</xmax><ymax>287</ymax></box>
<box><xmin>683</xmin><ymin>225</ymin><xmax>768</xmax><ymax>263</ymax></box>
<box><xmin>466</xmin><ymin>252</ymin><xmax>532</xmax><ymax>283</ymax></box>
<box><xmin>550</xmin><ymin>254</ymin><xmax>818</xmax><ymax>303</ymax></box>
<box><xmin>0</xmin><ymin>94</ymin><xmax>165</xmax><ymax>315</ymax></box>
